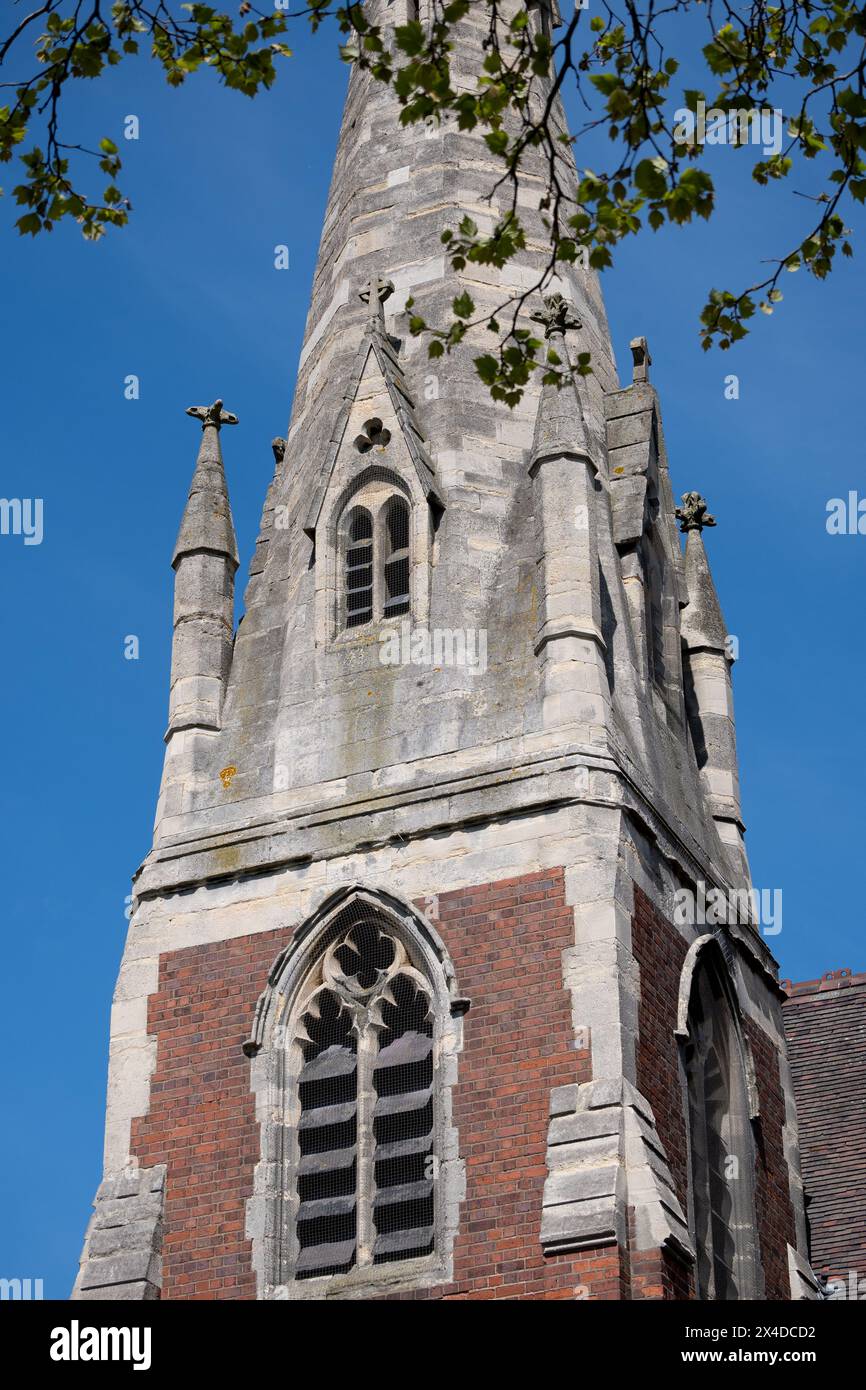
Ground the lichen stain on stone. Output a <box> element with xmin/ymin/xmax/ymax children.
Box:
<box><xmin>214</xmin><ymin>843</ymin><xmax>242</xmax><ymax>875</ymax></box>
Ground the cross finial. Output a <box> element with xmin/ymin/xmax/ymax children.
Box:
<box><xmin>676</xmin><ymin>491</ymin><xmax>716</xmax><ymax>533</ymax></box>
<box><xmin>359</xmin><ymin>275</ymin><xmax>394</xmax><ymax>324</ymax></box>
<box><xmin>531</xmin><ymin>293</ymin><xmax>582</xmax><ymax>339</ymax></box>
<box><xmin>185</xmin><ymin>399</ymin><xmax>239</xmax><ymax>430</ymax></box>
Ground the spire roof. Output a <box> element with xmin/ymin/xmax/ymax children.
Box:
<box><xmin>678</xmin><ymin>493</ymin><xmax>728</xmax><ymax>654</ymax></box>
<box><xmin>528</xmin><ymin>294</ymin><xmax>595</xmax><ymax>471</ymax></box>
<box><xmin>172</xmin><ymin>400</ymin><xmax>240</xmax><ymax>569</ymax></box>
<box><xmin>303</xmin><ymin>277</ymin><xmax>440</xmax><ymax>539</ymax></box>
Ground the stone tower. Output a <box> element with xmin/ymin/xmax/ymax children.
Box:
<box><xmin>74</xmin><ymin>2</ymin><xmax>817</xmax><ymax>1301</ymax></box>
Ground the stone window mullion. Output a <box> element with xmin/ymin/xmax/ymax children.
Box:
<box><xmin>354</xmin><ymin>1022</ymin><xmax>378</xmax><ymax>1267</ymax></box>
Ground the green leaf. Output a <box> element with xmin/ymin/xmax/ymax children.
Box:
<box><xmin>16</xmin><ymin>211</ymin><xmax>41</xmax><ymax>236</ymax></box>
<box><xmin>474</xmin><ymin>353</ymin><xmax>498</xmax><ymax>384</ymax></box>
<box><xmin>452</xmin><ymin>291</ymin><xmax>475</xmax><ymax>319</ymax></box>
<box><xmin>634</xmin><ymin>158</ymin><xmax>667</xmax><ymax>199</ymax></box>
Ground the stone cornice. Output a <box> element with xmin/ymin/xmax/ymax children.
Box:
<box><xmin>133</xmin><ymin>737</ymin><xmax>778</xmax><ymax>985</ymax></box>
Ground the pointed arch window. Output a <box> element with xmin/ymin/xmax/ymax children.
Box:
<box><xmin>339</xmin><ymin>484</ymin><xmax>412</xmax><ymax>632</ymax></box>
<box><xmin>291</xmin><ymin>905</ymin><xmax>436</xmax><ymax>1281</ymax></box>
<box><xmin>682</xmin><ymin>948</ymin><xmax>759</xmax><ymax>1300</ymax></box>
<box><xmin>383</xmin><ymin>496</ymin><xmax>410</xmax><ymax>619</ymax></box>
<box><xmin>246</xmin><ymin>890</ymin><xmax>466</xmax><ymax>1296</ymax></box>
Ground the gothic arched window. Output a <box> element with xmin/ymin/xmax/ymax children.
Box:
<box><xmin>339</xmin><ymin>484</ymin><xmax>411</xmax><ymax>631</ymax></box>
<box><xmin>246</xmin><ymin>890</ymin><xmax>465</xmax><ymax>1297</ymax></box>
<box><xmin>682</xmin><ymin>948</ymin><xmax>759</xmax><ymax>1300</ymax></box>
<box><xmin>288</xmin><ymin>902</ymin><xmax>441</xmax><ymax>1286</ymax></box>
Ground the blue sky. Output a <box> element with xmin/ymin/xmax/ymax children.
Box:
<box><xmin>1</xmin><ymin>13</ymin><xmax>864</xmax><ymax>1298</ymax></box>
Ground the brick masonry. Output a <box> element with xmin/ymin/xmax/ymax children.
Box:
<box><xmin>745</xmin><ymin>1018</ymin><xmax>797</xmax><ymax>1299</ymax></box>
<box><xmin>783</xmin><ymin>971</ymin><xmax>866</xmax><ymax>1284</ymax></box>
<box><xmin>131</xmin><ymin>868</ymin><xmax>628</xmax><ymax>1301</ymax></box>
<box><xmin>131</xmin><ymin>929</ymin><xmax>282</xmax><ymax>1299</ymax></box>
<box><xmin>126</xmin><ymin>870</ymin><xmax>800</xmax><ymax>1301</ymax></box>
<box><xmin>631</xmin><ymin>886</ymin><xmax>691</xmax><ymax>1217</ymax></box>
<box><xmin>629</xmin><ymin>1212</ymin><xmax>693</xmax><ymax>1301</ymax></box>
<box><xmin>631</xmin><ymin>885</ymin><xmax>796</xmax><ymax>1301</ymax></box>
<box><xmin>404</xmin><ymin>868</ymin><xmax>600</xmax><ymax>1299</ymax></box>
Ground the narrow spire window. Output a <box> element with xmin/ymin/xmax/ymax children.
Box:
<box><xmin>339</xmin><ymin>488</ymin><xmax>412</xmax><ymax>632</ymax></box>
<box><xmin>383</xmin><ymin>496</ymin><xmax>410</xmax><ymax>619</ymax></box>
<box><xmin>344</xmin><ymin>506</ymin><xmax>374</xmax><ymax>628</ymax></box>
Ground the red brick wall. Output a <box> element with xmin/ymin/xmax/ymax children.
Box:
<box><xmin>132</xmin><ymin>868</ymin><xmax>620</xmax><ymax>1301</ymax></box>
<box><xmin>407</xmin><ymin>869</ymin><xmax>601</xmax><ymax>1299</ymax></box>
<box><xmin>745</xmin><ymin>1019</ymin><xmax>798</xmax><ymax>1300</ymax></box>
<box><xmin>132</xmin><ymin>928</ymin><xmax>285</xmax><ymax>1299</ymax></box>
<box><xmin>629</xmin><ymin>887</ymin><xmax>694</xmax><ymax>1299</ymax></box>
<box><xmin>630</xmin><ymin>885</ymin><xmax>796</xmax><ymax>1302</ymax></box>
<box><xmin>631</xmin><ymin>886</ymin><xmax>690</xmax><ymax>1214</ymax></box>
<box><xmin>629</xmin><ymin>1231</ymin><xmax>693</xmax><ymax>1301</ymax></box>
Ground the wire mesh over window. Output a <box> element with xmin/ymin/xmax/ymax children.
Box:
<box><xmin>339</xmin><ymin>487</ymin><xmax>411</xmax><ymax>632</ymax></box>
<box><xmin>373</xmin><ymin>973</ymin><xmax>434</xmax><ymax>1263</ymax></box>
<box><xmin>291</xmin><ymin>904</ymin><xmax>436</xmax><ymax>1282</ymax></box>
<box><xmin>383</xmin><ymin>496</ymin><xmax>411</xmax><ymax>620</ymax></box>
<box><xmin>345</xmin><ymin>507</ymin><xmax>373</xmax><ymax>628</ymax></box>
<box><xmin>684</xmin><ymin>956</ymin><xmax>757</xmax><ymax>1300</ymax></box>
<box><xmin>296</xmin><ymin>993</ymin><xmax>358</xmax><ymax>1279</ymax></box>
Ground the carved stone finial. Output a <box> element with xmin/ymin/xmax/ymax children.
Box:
<box><xmin>531</xmin><ymin>293</ymin><xmax>582</xmax><ymax>339</ymax></box>
<box><xmin>354</xmin><ymin>417</ymin><xmax>391</xmax><ymax>453</ymax></box>
<box><xmin>185</xmin><ymin>399</ymin><xmax>239</xmax><ymax>430</ymax></box>
<box><xmin>271</xmin><ymin>437</ymin><xmax>286</xmax><ymax>465</ymax></box>
<box><xmin>676</xmin><ymin>492</ymin><xmax>716</xmax><ymax>533</ymax></box>
<box><xmin>629</xmin><ymin>336</ymin><xmax>651</xmax><ymax>384</ymax></box>
<box><xmin>359</xmin><ymin>275</ymin><xmax>395</xmax><ymax>320</ymax></box>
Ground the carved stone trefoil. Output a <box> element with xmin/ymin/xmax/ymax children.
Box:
<box><xmin>354</xmin><ymin>417</ymin><xmax>392</xmax><ymax>453</ymax></box>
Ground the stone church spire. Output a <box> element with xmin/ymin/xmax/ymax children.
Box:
<box><xmin>172</xmin><ymin>400</ymin><xmax>239</xmax><ymax>569</ymax></box>
<box><xmin>74</xmin><ymin>5</ymin><xmax>814</xmax><ymax>1305</ymax></box>
<box><xmin>528</xmin><ymin>293</ymin><xmax>610</xmax><ymax>734</ymax></box>
<box><xmin>166</xmin><ymin>400</ymin><xmax>239</xmax><ymax>739</ymax></box>
<box><xmin>679</xmin><ymin>492</ymin><xmax>749</xmax><ymax>882</ymax></box>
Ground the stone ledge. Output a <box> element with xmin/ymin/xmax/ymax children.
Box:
<box><xmin>72</xmin><ymin>1165</ymin><xmax>166</xmax><ymax>1301</ymax></box>
<box><xmin>540</xmin><ymin>1076</ymin><xmax>694</xmax><ymax>1262</ymax></box>
<box><xmin>788</xmin><ymin>1244</ymin><xmax>822</xmax><ymax>1301</ymax></box>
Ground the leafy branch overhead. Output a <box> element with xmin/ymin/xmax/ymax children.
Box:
<box><xmin>2</xmin><ymin>1</ymin><xmax>865</xmax><ymax>402</ymax></box>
